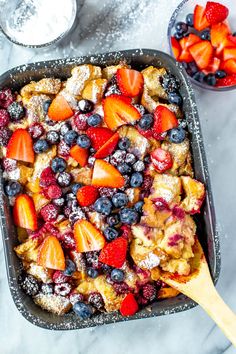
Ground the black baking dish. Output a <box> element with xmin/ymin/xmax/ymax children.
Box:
<box><xmin>0</xmin><ymin>49</ymin><xmax>221</xmax><ymax>330</ymax></box>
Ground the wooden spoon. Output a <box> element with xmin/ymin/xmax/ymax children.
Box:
<box><xmin>160</xmin><ymin>239</ymin><xmax>236</xmax><ymax>346</ymax></box>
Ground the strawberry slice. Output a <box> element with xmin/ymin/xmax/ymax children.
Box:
<box><xmin>180</xmin><ymin>34</ymin><xmax>201</xmax><ymax>50</ymax></box>
<box><xmin>120</xmin><ymin>293</ymin><xmax>139</xmax><ymax>317</ymax></box>
<box><xmin>223</xmin><ymin>47</ymin><xmax>236</xmax><ymax>62</ymax></box>
<box><xmin>48</xmin><ymin>95</ymin><xmax>74</xmax><ymax>121</ymax></box>
<box><xmin>76</xmin><ymin>185</ymin><xmax>99</xmax><ymax>207</ymax></box>
<box><xmin>92</xmin><ymin>159</ymin><xmax>125</xmax><ymax>188</ymax></box>
<box><xmin>205</xmin><ymin>2</ymin><xmax>229</xmax><ymax>25</ymax></box>
<box><xmin>227</xmin><ymin>35</ymin><xmax>236</xmax><ymax>46</ymax></box>
<box><xmin>151</xmin><ymin>148</ymin><xmax>173</xmax><ymax>173</ymax></box>
<box><xmin>193</xmin><ymin>4</ymin><xmax>210</xmax><ymax>31</ymax></box>
<box><xmin>99</xmin><ymin>237</ymin><xmax>128</xmax><ymax>268</ymax></box>
<box><xmin>211</xmin><ymin>22</ymin><xmax>230</xmax><ymax>55</ymax></box>
<box><xmin>116</xmin><ymin>68</ymin><xmax>144</xmax><ymax>97</ymax></box>
<box><xmin>189</xmin><ymin>40</ymin><xmax>214</xmax><ymax>69</ymax></box>
<box><xmin>87</xmin><ymin>127</ymin><xmax>114</xmax><ymax>151</ymax></box>
<box><xmin>216</xmin><ymin>74</ymin><xmax>236</xmax><ymax>87</ymax></box>
<box><xmin>94</xmin><ymin>132</ymin><xmax>119</xmax><ymax>159</ymax></box>
<box><xmin>171</xmin><ymin>37</ymin><xmax>181</xmax><ymax>60</ymax></box>
<box><xmin>70</xmin><ymin>145</ymin><xmax>89</xmax><ymax>167</ymax></box>
<box><xmin>13</xmin><ymin>194</ymin><xmax>37</xmax><ymax>231</ymax></box>
<box><xmin>178</xmin><ymin>48</ymin><xmax>193</xmax><ymax>63</ymax></box>
<box><xmin>37</xmin><ymin>235</ymin><xmax>65</xmax><ymax>270</ymax></box>
<box><xmin>202</xmin><ymin>57</ymin><xmax>221</xmax><ymax>74</ymax></box>
<box><xmin>222</xmin><ymin>59</ymin><xmax>236</xmax><ymax>74</ymax></box>
<box><xmin>6</xmin><ymin>128</ymin><xmax>34</xmax><ymax>163</ymax></box>
<box><xmin>103</xmin><ymin>94</ymin><xmax>141</xmax><ymax>131</ymax></box>
<box><xmin>153</xmin><ymin>106</ymin><xmax>178</xmax><ymax>135</ymax></box>
<box><xmin>74</xmin><ymin>220</ymin><xmax>105</xmax><ymax>252</ymax></box>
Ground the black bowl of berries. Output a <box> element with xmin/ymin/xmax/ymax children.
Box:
<box><xmin>168</xmin><ymin>0</ymin><xmax>236</xmax><ymax>90</ymax></box>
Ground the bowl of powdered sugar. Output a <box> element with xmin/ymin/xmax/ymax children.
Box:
<box><xmin>0</xmin><ymin>0</ymin><xmax>77</xmax><ymax>47</ymax></box>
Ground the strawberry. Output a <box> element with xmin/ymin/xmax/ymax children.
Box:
<box><xmin>151</xmin><ymin>148</ymin><xmax>173</xmax><ymax>173</ymax></box>
<box><xmin>87</xmin><ymin>127</ymin><xmax>114</xmax><ymax>150</ymax></box>
<box><xmin>99</xmin><ymin>237</ymin><xmax>128</xmax><ymax>268</ymax></box>
<box><xmin>48</xmin><ymin>95</ymin><xmax>74</xmax><ymax>121</ymax></box>
<box><xmin>76</xmin><ymin>185</ymin><xmax>99</xmax><ymax>207</ymax></box>
<box><xmin>70</xmin><ymin>145</ymin><xmax>89</xmax><ymax>167</ymax></box>
<box><xmin>205</xmin><ymin>2</ymin><xmax>229</xmax><ymax>25</ymax></box>
<box><xmin>178</xmin><ymin>48</ymin><xmax>193</xmax><ymax>63</ymax></box>
<box><xmin>223</xmin><ymin>47</ymin><xmax>236</xmax><ymax>62</ymax></box>
<box><xmin>216</xmin><ymin>74</ymin><xmax>236</xmax><ymax>87</ymax></box>
<box><xmin>171</xmin><ymin>37</ymin><xmax>181</xmax><ymax>60</ymax></box>
<box><xmin>13</xmin><ymin>194</ymin><xmax>37</xmax><ymax>231</ymax></box>
<box><xmin>180</xmin><ymin>34</ymin><xmax>201</xmax><ymax>50</ymax></box>
<box><xmin>227</xmin><ymin>35</ymin><xmax>236</xmax><ymax>46</ymax></box>
<box><xmin>74</xmin><ymin>220</ymin><xmax>105</xmax><ymax>252</ymax></box>
<box><xmin>189</xmin><ymin>40</ymin><xmax>214</xmax><ymax>69</ymax></box>
<box><xmin>6</xmin><ymin>128</ymin><xmax>34</xmax><ymax>163</ymax></box>
<box><xmin>222</xmin><ymin>59</ymin><xmax>236</xmax><ymax>74</ymax></box>
<box><xmin>37</xmin><ymin>235</ymin><xmax>65</xmax><ymax>271</ymax></box>
<box><xmin>116</xmin><ymin>68</ymin><xmax>144</xmax><ymax>97</ymax></box>
<box><xmin>40</xmin><ymin>167</ymin><xmax>56</xmax><ymax>187</ymax></box>
<box><xmin>103</xmin><ymin>95</ymin><xmax>141</xmax><ymax>131</ymax></box>
<box><xmin>153</xmin><ymin>106</ymin><xmax>178</xmax><ymax>135</ymax></box>
<box><xmin>120</xmin><ymin>293</ymin><xmax>139</xmax><ymax>316</ymax></box>
<box><xmin>202</xmin><ymin>57</ymin><xmax>221</xmax><ymax>75</ymax></box>
<box><xmin>193</xmin><ymin>4</ymin><xmax>210</xmax><ymax>31</ymax></box>
<box><xmin>91</xmin><ymin>159</ymin><xmax>125</xmax><ymax>188</ymax></box>
<box><xmin>94</xmin><ymin>132</ymin><xmax>119</xmax><ymax>159</ymax></box>
<box><xmin>211</xmin><ymin>22</ymin><xmax>230</xmax><ymax>55</ymax></box>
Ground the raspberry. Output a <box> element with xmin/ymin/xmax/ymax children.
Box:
<box><xmin>88</xmin><ymin>292</ymin><xmax>104</xmax><ymax>310</ymax></box>
<box><xmin>98</xmin><ymin>187</ymin><xmax>117</xmax><ymax>198</ymax></box>
<box><xmin>52</xmin><ymin>270</ymin><xmax>70</xmax><ymax>284</ymax></box>
<box><xmin>63</xmin><ymin>206</ymin><xmax>71</xmax><ymax>218</ymax></box>
<box><xmin>172</xmin><ymin>205</ymin><xmax>185</xmax><ymax>220</ymax></box>
<box><xmin>113</xmin><ymin>282</ymin><xmax>130</xmax><ymax>295</ymax></box>
<box><xmin>28</xmin><ymin>123</ymin><xmax>45</xmax><ymax>139</ymax></box>
<box><xmin>43</xmin><ymin>222</ymin><xmax>60</xmax><ymax>237</ymax></box>
<box><xmin>40</xmin><ymin>203</ymin><xmax>59</xmax><ymax>222</ymax></box>
<box><xmin>0</xmin><ymin>109</ymin><xmax>10</xmax><ymax>127</ymax></box>
<box><xmin>59</xmin><ymin>232</ymin><xmax>76</xmax><ymax>250</ymax></box>
<box><xmin>45</xmin><ymin>184</ymin><xmax>62</xmax><ymax>199</ymax></box>
<box><xmin>54</xmin><ymin>282</ymin><xmax>71</xmax><ymax>296</ymax></box>
<box><xmin>0</xmin><ymin>127</ymin><xmax>12</xmax><ymax>146</ymax></box>
<box><xmin>40</xmin><ymin>167</ymin><xmax>56</xmax><ymax>187</ymax></box>
<box><xmin>141</xmin><ymin>175</ymin><xmax>153</xmax><ymax>191</ymax></box>
<box><xmin>2</xmin><ymin>158</ymin><xmax>17</xmax><ymax>172</ymax></box>
<box><xmin>58</xmin><ymin>140</ymin><xmax>70</xmax><ymax>157</ymax></box>
<box><xmin>110</xmin><ymin>150</ymin><xmax>126</xmax><ymax>166</ymax></box>
<box><xmin>69</xmin><ymin>291</ymin><xmax>84</xmax><ymax>305</ymax></box>
<box><xmin>142</xmin><ymin>283</ymin><xmax>157</xmax><ymax>302</ymax></box>
<box><xmin>120</xmin><ymin>225</ymin><xmax>131</xmax><ymax>240</ymax></box>
<box><xmin>0</xmin><ymin>88</ymin><xmax>15</xmax><ymax>108</ymax></box>
<box><xmin>73</xmin><ymin>112</ymin><xmax>89</xmax><ymax>131</ymax></box>
<box><xmin>153</xmin><ymin>197</ymin><xmax>169</xmax><ymax>211</ymax></box>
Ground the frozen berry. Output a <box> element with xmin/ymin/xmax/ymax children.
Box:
<box><xmin>119</xmin><ymin>208</ymin><xmax>139</xmax><ymax>225</ymax></box>
<box><xmin>53</xmin><ymin>197</ymin><xmax>65</xmax><ymax>207</ymax></box>
<box><xmin>40</xmin><ymin>203</ymin><xmax>59</xmax><ymax>221</ymax></box>
<box><xmin>2</xmin><ymin>158</ymin><xmax>17</xmax><ymax>172</ymax></box>
<box><xmin>63</xmin><ymin>259</ymin><xmax>76</xmax><ymax>276</ymax></box>
<box><xmin>57</xmin><ymin>172</ymin><xmax>72</xmax><ymax>187</ymax></box>
<box><xmin>33</xmin><ymin>139</ymin><xmax>49</xmax><ymax>154</ymax></box>
<box><xmin>161</xmin><ymin>74</ymin><xmax>180</xmax><ymax>93</ymax></box>
<box><xmin>200</xmin><ymin>29</ymin><xmax>211</xmax><ymax>41</ymax></box>
<box><xmin>69</xmin><ymin>292</ymin><xmax>84</xmax><ymax>305</ymax></box>
<box><xmin>0</xmin><ymin>109</ymin><xmax>10</xmax><ymax>127</ymax></box>
<box><xmin>41</xmin><ymin>283</ymin><xmax>54</xmax><ymax>295</ymax></box>
<box><xmin>46</xmin><ymin>130</ymin><xmax>60</xmax><ymax>144</ymax></box>
<box><xmin>60</xmin><ymin>122</ymin><xmax>71</xmax><ymax>136</ymax></box>
<box><xmin>28</xmin><ymin>123</ymin><xmax>44</xmax><ymax>139</ymax></box>
<box><xmin>125</xmin><ymin>153</ymin><xmax>136</xmax><ymax>165</ymax></box>
<box><xmin>51</xmin><ymin>157</ymin><xmax>67</xmax><ymax>173</ymax></box>
<box><xmin>0</xmin><ymin>88</ymin><xmax>15</xmax><ymax>108</ymax></box>
<box><xmin>112</xmin><ymin>193</ymin><xmax>128</xmax><ymax>208</ymax></box>
<box><xmin>193</xmin><ymin>71</ymin><xmax>205</xmax><ymax>83</ymax></box>
<box><xmin>133</xmin><ymin>161</ymin><xmax>145</xmax><ymax>172</ymax></box>
<box><xmin>142</xmin><ymin>175</ymin><xmax>153</xmax><ymax>190</ymax></box>
<box><xmin>110</xmin><ymin>150</ymin><xmax>126</xmax><ymax>166</ymax></box>
<box><xmin>73</xmin><ymin>302</ymin><xmax>94</xmax><ymax>319</ymax></box>
<box><xmin>7</xmin><ymin>102</ymin><xmax>24</xmax><ymax>121</ymax></box>
<box><xmin>87</xmin><ymin>113</ymin><xmax>102</xmax><ymax>127</ymax></box>
<box><xmin>204</xmin><ymin>74</ymin><xmax>216</xmax><ymax>86</ymax></box>
<box><xmin>54</xmin><ymin>282</ymin><xmax>71</xmax><ymax>296</ymax></box>
<box><xmin>39</xmin><ymin>167</ymin><xmax>56</xmax><ymax>187</ymax></box>
<box><xmin>117</xmin><ymin>163</ymin><xmax>132</xmax><ymax>175</ymax></box>
<box><xmin>52</xmin><ymin>270</ymin><xmax>70</xmax><ymax>284</ymax></box>
<box><xmin>113</xmin><ymin>282</ymin><xmax>130</xmax><ymax>295</ymax></box>
<box><xmin>133</xmin><ymin>104</ymin><xmax>145</xmax><ymax>116</ymax></box>
<box><xmin>142</xmin><ymin>283</ymin><xmax>157</xmax><ymax>302</ymax></box>
<box><xmin>0</xmin><ymin>127</ymin><xmax>12</xmax><ymax>146</ymax></box>
<box><xmin>94</xmin><ymin>197</ymin><xmax>112</xmax><ymax>215</ymax></box>
<box><xmin>43</xmin><ymin>222</ymin><xmax>59</xmax><ymax>237</ymax></box>
<box><xmin>73</xmin><ymin>112</ymin><xmax>88</xmax><ymax>131</ymax></box>
<box><xmin>118</xmin><ymin>137</ymin><xmax>131</xmax><ymax>151</ymax></box>
<box><xmin>168</xmin><ymin>127</ymin><xmax>186</xmax><ymax>143</ymax></box>
<box><xmin>58</xmin><ymin>140</ymin><xmax>70</xmax><ymax>157</ymax></box>
<box><xmin>46</xmin><ymin>184</ymin><xmax>62</xmax><ymax>199</ymax></box>
<box><xmin>21</xmin><ymin>275</ymin><xmax>39</xmax><ymax>296</ymax></box>
<box><xmin>5</xmin><ymin>180</ymin><xmax>22</xmax><ymax>197</ymax></box>
<box><xmin>88</xmin><ymin>292</ymin><xmax>104</xmax><ymax>310</ymax></box>
<box><xmin>98</xmin><ymin>187</ymin><xmax>117</xmax><ymax>198</ymax></box>
<box><xmin>78</xmin><ymin>99</ymin><xmax>94</xmax><ymax>113</ymax></box>
<box><xmin>59</xmin><ymin>232</ymin><xmax>76</xmax><ymax>250</ymax></box>
<box><xmin>215</xmin><ymin>70</ymin><xmax>227</xmax><ymax>79</ymax></box>
<box><xmin>85</xmin><ymin>251</ymin><xmax>100</xmax><ymax>269</ymax></box>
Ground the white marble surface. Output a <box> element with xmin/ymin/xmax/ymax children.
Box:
<box><xmin>0</xmin><ymin>1</ymin><xmax>236</xmax><ymax>353</ymax></box>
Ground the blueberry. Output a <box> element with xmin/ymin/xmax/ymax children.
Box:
<box><xmin>119</xmin><ymin>208</ymin><xmax>139</xmax><ymax>225</ymax></box>
<box><xmin>133</xmin><ymin>161</ymin><xmax>145</xmax><ymax>172</ymax></box>
<box><xmin>60</xmin><ymin>122</ymin><xmax>71</xmax><ymax>136</ymax></box>
<box><xmin>57</xmin><ymin>172</ymin><xmax>72</xmax><ymax>187</ymax></box>
<box><xmin>125</xmin><ymin>153</ymin><xmax>136</xmax><ymax>165</ymax></box>
<box><xmin>41</xmin><ymin>283</ymin><xmax>54</xmax><ymax>295</ymax></box>
<box><xmin>94</xmin><ymin>197</ymin><xmax>112</xmax><ymax>215</ymax></box>
<box><xmin>78</xmin><ymin>99</ymin><xmax>94</xmax><ymax>113</ymax></box>
<box><xmin>106</xmin><ymin>214</ymin><xmax>120</xmax><ymax>227</ymax></box>
<box><xmin>134</xmin><ymin>201</ymin><xmax>144</xmax><ymax>213</ymax></box>
<box><xmin>193</xmin><ymin>71</ymin><xmax>205</xmax><ymax>83</ymax></box>
<box><xmin>87</xmin><ymin>267</ymin><xmax>99</xmax><ymax>278</ymax></box>
<box><xmin>64</xmin><ymin>130</ymin><xmax>78</xmax><ymax>146</ymax></box>
<box><xmin>161</xmin><ymin>74</ymin><xmax>180</xmax><ymax>93</ymax></box>
<box><xmin>215</xmin><ymin>70</ymin><xmax>227</xmax><ymax>79</ymax></box>
<box><xmin>7</xmin><ymin>102</ymin><xmax>24</xmax><ymax>121</ymax></box>
<box><xmin>168</xmin><ymin>92</ymin><xmax>182</xmax><ymax>106</ymax></box>
<box><xmin>20</xmin><ymin>275</ymin><xmax>39</xmax><ymax>296</ymax></box>
<box><xmin>104</xmin><ymin>227</ymin><xmax>119</xmax><ymax>241</ymax></box>
<box><xmin>43</xmin><ymin>99</ymin><xmax>52</xmax><ymax>113</ymax></box>
<box><xmin>73</xmin><ymin>302</ymin><xmax>94</xmax><ymax>319</ymax></box>
<box><xmin>112</xmin><ymin>193</ymin><xmax>128</xmax><ymax>208</ymax></box>
<box><xmin>77</xmin><ymin>134</ymin><xmax>91</xmax><ymax>149</ymax></box>
<box><xmin>51</xmin><ymin>157</ymin><xmax>67</xmax><ymax>173</ymax></box>
<box><xmin>175</xmin><ymin>21</ymin><xmax>188</xmax><ymax>34</ymax></box>
<box><xmin>187</xmin><ymin>61</ymin><xmax>198</xmax><ymax>76</ymax></box>
<box><xmin>111</xmin><ymin>269</ymin><xmax>125</xmax><ymax>283</ymax></box>
<box><xmin>144</xmin><ymin>155</ymin><xmax>151</xmax><ymax>164</ymax></box>
<box><xmin>46</xmin><ymin>130</ymin><xmax>60</xmax><ymax>144</ymax></box>
<box><xmin>71</xmin><ymin>183</ymin><xmax>83</xmax><ymax>195</ymax></box>
<box><xmin>186</xmin><ymin>13</ymin><xmax>194</xmax><ymax>26</ymax></box>
<box><xmin>87</xmin><ymin>113</ymin><xmax>102</xmax><ymax>127</ymax></box>
<box><xmin>174</xmin><ymin>32</ymin><xmax>184</xmax><ymax>40</ymax></box>
<box><xmin>53</xmin><ymin>197</ymin><xmax>65</xmax><ymax>207</ymax></box>
<box><xmin>200</xmin><ymin>30</ymin><xmax>210</xmax><ymax>41</ymax></box>
<box><xmin>204</xmin><ymin>74</ymin><xmax>216</xmax><ymax>86</ymax></box>
<box><xmin>130</xmin><ymin>172</ymin><xmax>143</xmax><ymax>187</ymax></box>
<box><xmin>117</xmin><ymin>163</ymin><xmax>132</xmax><ymax>175</ymax></box>
<box><xmin>118</xmin><ymin>137</ymin><xmax>131</xmax><ymax>151</ymax></box>
<box><xmin>138</xmin><ymin>114</ymin><xmax>154</xmax><ymax>130</ymax></box>
<box><xmin>5</xmin><ymin>181</ymin><xmax>21</xmax><ymax>197</ymax></box>
<box><xmin>168</xmin><ymin>127</ymin><xmax>186</xmax><ymax>143</ymax></box>
<box><xmin>63</xmin><ymin>259</ymin><xmax>76</xmax><ymax>276</ymax></box>
<box><xmin>33</xmin><ymin>139</ymin><xmax>49</xmax><ymax>153</ymax></box>
<box><xmin>181</xmin><ymin>61</ymin><xmax>188</xmax><ymax>70</ymax></box>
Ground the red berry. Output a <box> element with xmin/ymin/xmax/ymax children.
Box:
<box><xmin>46</xmin><ymin>184</ymin><xmax>62</xmax><ymax>199</ymax></box>
<box><xmin>152</xmin><ymin>197</ymin><xmax>169</xmax><ymax>211</ymax></box>
<box><xmin>69</xmin><ymin>291</ymin><xmax>84</xmax><ymax>305</ymax></box>
<box><xmin>113</xmin><ymin>282</ymin><xmax>130</xmax><ymax>295</ymax></box>
<box><xmin>120</xmin><ymin>293</ymin><xmax>139</xmax><ymax>316</ymax></box>
<box><xmin>151</xmin><ymin>148</ymin><xmax>173</xmax><ymax>173</ymax></box>
<box><xmin>0</xmin><ymin>128</ymin><xmax>12</xmax><ymax>146</ymax></box>
<box><xmin>40</xmin><ymin>167</ymin><xmax>56</xmax><ymax>187</ymax></box>
<box><xmin>40</xmin><ymin>203</ymin><xmax>59</xmax><ymax>222</ymax></box>
<box><xmin>2</xmin><ymin>158</ymin><xmax>17</xmax><ymax>172</ymax></box>
<box><xmin>73</xmin><ymin>112</ymin><xmax>89</xmax><ymax>131</ymax></box>
<box><xmin>43</xmin><ymin>222</ymin><xmax>60</xmax><ymax>237</ymax></box>
<box><xmin>52</xmin><ymin>270</ymin><xmax>70</xmax><ymax>284</ymax></box>
<box><xmin>120</xmin><ymin>225</ymin><xmax>131</xmax><ymax>240</ymax></box>
<box><xmin>59</xmin><ymin>232</ymin><xmax>76</xmax><ymax>250</ymax></box>
<box><xmin>205</xmin><ymin>1</ymin><xmax>229</xmax><ymax>25</ymax></box>
<box><xmin>0</xmin><ymin>109</ymin><xmax>10</xmax><ymax>127</ymax></box>
<box><xmin>58</xmin><ymin>140</ymin><xmax>70</xmax><ymax>157</ymax></box>
<box><xmin>0</xmin><ymin>88</ymin><xmax>15</xmax><ymax>109</ymax></box>
<box><xmin>142</xmin><ymin>283</ymin><xmax>157</xmax><ymax>301</ymax></box>
<box><xmin>28</xmin><ymin>123</ymin><xmax>45</xmax><ymax>139</ymax></box>
<box><xmin>141</xmin><ymin>175</ymin><xmax>153</xmax><ymax>191</ymax></box>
